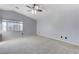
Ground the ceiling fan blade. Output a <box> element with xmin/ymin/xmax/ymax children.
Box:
<box><xmin>37</xmin><ymin>9</ymin><xmax>43</xmax><ymax>12</ymax></box>
<box><xmin>26</xmin><ymin>5</ymin><xmax>32</xmax><ymax>9</ymax></box>
<box><xmin>33</xmin><ymin>4</ymin><xmax>36</xmax><ymax>6</ymax></box>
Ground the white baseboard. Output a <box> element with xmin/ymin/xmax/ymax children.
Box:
<box><xmin>37</xmin><ymin>34</ymin><xmax>79</xmax><ymax>46</ymax></box>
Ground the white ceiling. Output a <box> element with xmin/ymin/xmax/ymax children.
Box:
<box><xmin>0</xmin><ymin>4</ymin><xmax>49</xmax><ymax>20</ymax></box>
<box><xmin>0</xmin><ymin>4</ymin><xmax>79</xmax><ymax>20</ymax></box>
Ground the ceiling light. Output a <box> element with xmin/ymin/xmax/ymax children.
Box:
<box><xmin>26</xmin><ymin>4</ymin><xmax>43</xmax><ymax>15</ymax></box>
<box><xmin>32</xmin><ymin>9</ymin><xmax>37</xmax><ymax>15</ymax></box>
<box><xmin>35</xmin><ymin>6</ymin><xmax>39</xmax><ymax>9</ymax></box>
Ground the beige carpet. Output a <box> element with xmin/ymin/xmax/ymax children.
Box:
<box><xmin>0</xmin><ymin>36</ymin><xmax>79</xmax><ymax>54</ymax></box>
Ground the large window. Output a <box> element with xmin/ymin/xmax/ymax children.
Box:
<box><xmin>2</xmin><ymin>20</ymin><xmax>23</xmax><ymax>32</ymax></box>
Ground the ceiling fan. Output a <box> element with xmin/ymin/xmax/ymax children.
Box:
<box><xmin>26</xmin><ymin>4</ymin><xmax>43</xmax><ymax>14</ymax></box>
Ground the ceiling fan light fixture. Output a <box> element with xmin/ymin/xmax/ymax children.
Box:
<box><xmin>26</xmin><ymin>4</ymin><xmax>43</xmax><ymax>15</ymax></box>
<box><xmin>34</xmin><ymin>10</ymin><xmax>37</xmax><ymax>14</ymax></box>
<box><xmin>35</xmin><ymin>6</ymin><xmax>39</xmax><ymax>9</ymax></box>
<box><xmin>32</xmin><ymin>10</ymin><xmax>37</xmax><ymax>14</ymax></box>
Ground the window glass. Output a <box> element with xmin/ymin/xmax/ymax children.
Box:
<box><xmin>2</xmin><ymin>20</ymin><xmax>23</xmax><ymax>32</ymax></box>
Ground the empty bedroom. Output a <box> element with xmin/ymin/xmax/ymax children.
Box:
<box><xmin>0</xmin><ymin>4</ymin><xmax>79</xmax><ymax>54</ymax></box>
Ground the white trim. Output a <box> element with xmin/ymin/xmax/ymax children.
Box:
<box><xmin>37</xmin><ymin>34</ymin><xmax>79</xmax><ymax>46</ymax></box>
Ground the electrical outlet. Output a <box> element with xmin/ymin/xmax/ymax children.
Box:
<box><xmin>61</xmin><ymin>36</ymin><xmax>63</xmax><ymax>38</ymax></box>
<box><xmin>65</xmin><ymin>37</ymin><xmax>67</xmax><ymax>39</ymax></box>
